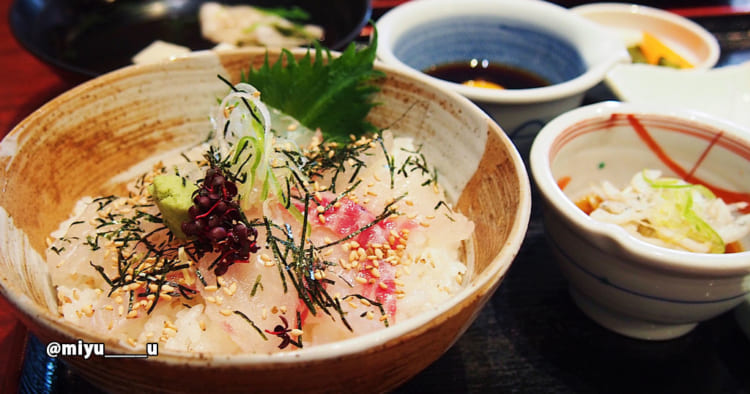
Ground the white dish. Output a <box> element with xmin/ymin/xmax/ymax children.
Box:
<box><xmin>530</xmin><ymin>101</ymin><xmax>750</xmax><ymax>341</ymax></box>
<box><xmin>606</xmin><ymin>62</ymin><xmax>750</xmax><ymax>129</ymax></box>
<box><xmin>572</xmin><ymin>3</ymin><xmax>720</xmax><ymax>70</ymax></box>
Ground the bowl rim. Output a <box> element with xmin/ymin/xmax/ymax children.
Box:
<box><xmin>374</xmin><ymin>0</ymin><xmax>630</xmax><ymax>104</ymax></box>
<box><xmin>530</xmin><ymin>101</ymin><xmax>750</xmax><ymax>275</ymax></box>
<box><xmin>570</xmin><ymin>2</ymin><xmax>721</xmax><ymax>71</ymax></box>
<box><xmin>0</xmin><ymin>47</ymin><xmax>532</xmax><ymax>365</ymax></box>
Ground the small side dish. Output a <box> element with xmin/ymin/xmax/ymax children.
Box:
<box><xmin>530</xmin><ymin>101</ymin><xmax>750</xmax><ymax>340</ymax></box>
<box><xmin>572</xmin><ymin>2</ymin><xmax>719</xmax><ymax>71</ymax></box>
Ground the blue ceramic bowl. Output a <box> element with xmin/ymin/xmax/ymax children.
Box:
<box><xmin>393</xmin><ymin>16</ymin><xmax>587</xmax><ymax>88</ymax></box>
<box><xmin>376</xmin><ymin>0</ymin><xmax>629</xmax><ymax>157</ymax></box>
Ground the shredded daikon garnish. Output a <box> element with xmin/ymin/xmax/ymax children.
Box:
<box><xmin>581</xmin><ymin>169</ymin><xmax>750</xmax><ymax>253</ymax></box>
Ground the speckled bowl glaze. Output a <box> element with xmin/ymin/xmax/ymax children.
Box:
<box><xmin>0</xmin><ymin>48</ymin><xmax>531</xmax><ymax>392</ymax></box>
<box><xmin>530</xmin><ymin>101</ymin><xmax>750</xmax><ymax>341</ymax></box>
<box><xmin>376</xmin><ymin>0</ymin><xmax>630</xmax><ymax>157</ymax></box>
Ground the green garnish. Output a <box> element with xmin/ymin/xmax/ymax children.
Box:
<box><xmin>256</xmin><ymin>6</ymin><xmax>311</xmax><ymax>21</ymax></box>
<box><xmin>244</xmin><ymin>29</ymin><xmax>384</xmax><ymax>142</ymax></box>
<box><xmin>643</xmin><ymin>171</ymin><xmax>725</xmax><ymax>253</ymax></box>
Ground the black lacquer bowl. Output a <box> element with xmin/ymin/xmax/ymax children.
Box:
<box><xmin>9</xmin><ymin>0</ymin><xmax>371</xmax><ymax>80</ymax></box>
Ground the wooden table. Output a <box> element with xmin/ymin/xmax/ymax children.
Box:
<box><xmin>3</xmin><ymin>0</ymin><xmax>750</xmax><ymax>392</ymax></box>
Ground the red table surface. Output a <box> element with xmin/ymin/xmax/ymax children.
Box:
<box><xmin>1</xmin><ymin>0</ymin><xmax>749</xmax><ymax>392</ymax></box>
<box><xmin>1</xmin><ymin>0</ymin><xmax>77</xmax><ymax>390</ymax></box>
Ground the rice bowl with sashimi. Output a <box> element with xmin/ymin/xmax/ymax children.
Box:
<box><xmin>44</xmin><ymin>44</ymin><xmax>474</xmax><ymax>354</ymax></box>
<box><xmin>0</xmin><ymin>40</ymin><xmax>531</xmax><ymax>392</ymax></box>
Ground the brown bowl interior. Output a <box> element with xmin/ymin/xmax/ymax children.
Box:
<box><xmin>0</xmin><ymin>48</ymin><xmax>530</xmax><ymax>392</ymax></box>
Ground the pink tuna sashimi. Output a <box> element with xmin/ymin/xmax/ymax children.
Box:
<box><xmin>293</xmin><ymin>192</ymin><xmax>415</xmax><ymax>318</ymax></box>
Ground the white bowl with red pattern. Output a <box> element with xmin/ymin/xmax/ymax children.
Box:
<box><xmin>530</xmin><ymin>101</ymin><xmax>750</xmax><ymax>340</ymax></box>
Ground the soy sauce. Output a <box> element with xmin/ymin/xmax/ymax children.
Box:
<box><xmin>424</xmin><ymin>60</ymin><xmax>550</xmax><ymax>89</ymax></box>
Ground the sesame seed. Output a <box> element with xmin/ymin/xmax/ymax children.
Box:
<box><xmin>378</xmin><ymin>281</ymin><xmax>389</xmax><ymax>290</ymax></box>
<box><xmin>163</xmin><ymin>327</ymin><xmax>177</xmax><ymax>337</ymax></box>
<box><xmin>355</xmin><ymin>276</ymin><xmax>367</xmax><ymax>284</ymax></box>
<box><xmin>82</xmin><ymin>304</ymin><xmax>94</xmax><ymax>317</ymax></box>
<box><xmin>224</xmin><ymin>282</ymin><xmax>238</xmax><ymax>296</ymax></box>
<box><xmin>199</xmin><ymin>320</ymin><xmax>206</xmax><ymax>331</ymax></box>
<box><xmin>347</xmin><ymin>300</ymin><xmax>358</xmax><ymax>309</ymax></box>
<box><xmin>289</xmin><ymin>328</ymin><xmax>303</xmax><ymax>337</ymax></box>
<box><xmin>219</xmin><ymin>309</ymin><xmax>233</xmax><ymax>316</ymax></box>
<box><xmin>204</xmin><ymin>285</ymin><xmax>218</xmax><ymax>292</ymax></box>
<box><xmin>127</xmin><ymin>337</ymin><xmax>137</xmax><ymax>347</ymax></box>
<box><xmin>126</xmin><ymin>310</ymin><xmax>138</xmax><ymax>319</ymax></box>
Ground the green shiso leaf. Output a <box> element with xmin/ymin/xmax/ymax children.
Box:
<box><xmin>243</xmin><ymin>29</ymin><xmax>385</xmax><ymax>142</ymax></box>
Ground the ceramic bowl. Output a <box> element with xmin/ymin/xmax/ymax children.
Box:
<box><xmin>0</xmin><ymin>48</ymin><xmax>531</xmax><ymax>392</ymax></box>
<box><xmin>530</xmin><ymin>101</ymin><xmax>750</xmax><ymax>341</ymax></box>
<box><xmin>572</xmin><ymin>2</ymin><xmax>720</xmax><ymax>71</ymax></box>
<box><xmin>606</xmin><ymin>61</ymin><xmax>750</xmax><ymax>128</ymax></box>
<box><xmin>375</xmin><ymin>0</ymin><xmax>630</xmax><ymax>157</ymax></box>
